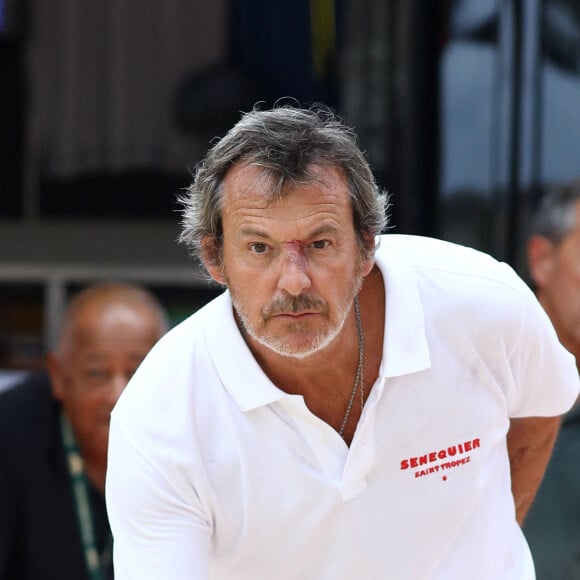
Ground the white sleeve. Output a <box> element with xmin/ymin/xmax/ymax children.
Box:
<box><xmin>105</xmin><ymin>414</ymin><xmax>211</xmax><ymax>579</ymax></box>
<box><xmin>507</xmin><ymin>271</ymin><xmax>579</xmax><ymax>418</ymax></box>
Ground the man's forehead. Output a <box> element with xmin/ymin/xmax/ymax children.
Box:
<box><xmin>223</xmin><ymin>173</ymin><xmax>350</xmax><ymax>218</ymax></box>
<box><xmin>561</xmin><ymin>200</ymin><xmax>580</xmax><ymax>243</ymax></box>
<box><xmin>223</xmin><ymin>162</ymin><xmax>348</xmax><ymax>199</ymax></box>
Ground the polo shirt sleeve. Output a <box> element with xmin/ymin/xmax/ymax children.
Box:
<box><xmin>106</xmin><ymin>414</ymin><xmax>211</xmax><ymax>579</ymax></box>
<box><xmin>505</xmin><ymin>269</ymin><xmax>579</xmax><ymax>418</ymax></box>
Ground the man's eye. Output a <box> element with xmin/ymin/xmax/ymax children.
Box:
<box><xmin>249</xmin><ymin>243</ymin><xmax>268</xmax><ymax>254</ymax></box>
<box><xmin>310</xmin><ymin>239</ymin><xmax>330</xmax><ymax>249</ymax></box>
<box><xmin>85</xmin><ymin>369</ymin><xmax>108</xmax><ymax>384</ymax></box>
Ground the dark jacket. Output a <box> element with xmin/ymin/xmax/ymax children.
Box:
<box><xmin>0</xmin><ymin>373</ymin><xmax>111</xmax><ymax>579</ymax></box>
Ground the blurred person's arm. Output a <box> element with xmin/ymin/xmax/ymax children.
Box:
<box><xmin>507</xmin><ymin>415</ymin><xmax>561</xmax><ymax>525</ymax></box>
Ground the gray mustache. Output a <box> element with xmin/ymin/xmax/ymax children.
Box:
<box><xmin>263</xmin><ymin>295</ymin><xmax>327</xmax><ymax>317</ymax></box>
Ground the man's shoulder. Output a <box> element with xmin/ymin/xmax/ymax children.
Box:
<box><xmin>0</xmin><ymin>373</ymin><xmax>56</xmax><ymax>453</ymax></box>
<box><xmin>143</xmin><ymin>289</ymin><xmax>230</xmax><ymax>363</ymax></box>
<box><xmin>379</xmin><ymin>234</ymin><xmax>503</xmax><ymax>270</ymax></box>
<box><xmin>0</xmin><ymin>373</ymin><xmax>52</xmax><ymax>415</ymax></box>
<box><xmin>113</xmin><ymin>290</ymin><xmax>234</xmax><ymax>421</ymax></box>
<box><xmin>376</xmin><ymin>234</ymin><xmax>537</xmax><ymax>336</ymax></box>
<box><xmin>378</xmin><ymin>234</ymin><xmax>522</xmax><ymax>291</ymax></box>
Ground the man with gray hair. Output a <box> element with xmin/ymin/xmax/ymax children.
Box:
<box><xmin>106</xmin><ymin>105</ymin><xmax>579</xmax><ymax>579</ymax></box>
<box><xmin>526</xmin><ymin>178</ymin><xmax>580</xmax><ymax>370</ymax></box>
<box><xmin>523</xmin><ymin>178</ymin><xmax>580</xmax><ymax>580</ymax></box>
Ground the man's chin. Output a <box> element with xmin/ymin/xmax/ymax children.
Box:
<box><xmin>258</xmin><ymin>332</ymin><xmax>336</xmax><ymax>359</ymax></box>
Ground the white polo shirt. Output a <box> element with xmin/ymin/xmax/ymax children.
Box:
<box><xmin>106</xmin><ymin>234</ymin><xmax>579</xmax><ymax>580</ymax></box>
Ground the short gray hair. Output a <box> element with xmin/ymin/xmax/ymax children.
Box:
<box><xmin>178</xmin><ymin>105</ymin><xmax>389</xmax><ymax>268</ymax></box>
<box><xmin>530</xmin><ymin>178</ymin><xmax>580</xmax><ymax>244</ymax></box>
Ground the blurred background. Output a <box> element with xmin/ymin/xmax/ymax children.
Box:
<box><xmin>0</xmin><ymin>0</ymin><xmax>579</xmax><ymax>378</ymax></box>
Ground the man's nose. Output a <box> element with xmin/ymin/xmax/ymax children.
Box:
<box><xmin>107</xmin><ymin>373</ymin><xmax>128</xmax><ymax>404</ymax></box>
<box><xmin>277</xmin><ymin>248</ymin><xmax>312</xmax><ymax>296</ymax></box>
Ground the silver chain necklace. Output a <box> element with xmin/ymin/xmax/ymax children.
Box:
<box><xmin>338</xmin><ymin>295</ymin><xmax>365</xmax><ymax>439</ymax></box>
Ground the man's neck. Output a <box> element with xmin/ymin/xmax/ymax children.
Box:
<box><xmin>248</xmin><ymin>265</ymin><xmax>386</xmax><ymax>440</ymax></box>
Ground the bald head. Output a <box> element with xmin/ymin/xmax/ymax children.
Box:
<box><xmin>54</xmin><ymin>282</ymin><xmax>169</xmax><ymax>357</ymax></box>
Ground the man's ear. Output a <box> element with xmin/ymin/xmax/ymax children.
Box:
<box><xmin>527</xmin><ymin>234</ymin><xmax>556</xmax><ymax>289</ymax></box>
<box><xmin>361</xmin><ymin>233</ymin><xmax>376</xmax><ymax>277</ymax></box>
<box><xmin>46</xmin><ymin>352</ymin><xmax>65</xmax><ymax>401</ymax></box>
<box><xmin>200</xmin><ymin>237</ymin><xmax>226</xmax><ymax>285</ymax></box>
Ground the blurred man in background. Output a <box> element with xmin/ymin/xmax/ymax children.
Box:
<box><xmin>524</xmin><ymin>179</ymin><xmax>580</xmax><ymax>579</ymax></box>
<box><xmin>0</xmin><ymin>281</ymin><xmax>169</xmax><ymax>580</ymax></box>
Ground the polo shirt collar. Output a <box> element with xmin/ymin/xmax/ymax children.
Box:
<box><xmin>203</xmin><ymin>292</ymin><xmax>286</xmax><ymax>412</ymax></box>
<box><xmin>374</xmin><ymin>242</ymin><xmax>431</xmax><ymax>378</ymax></box>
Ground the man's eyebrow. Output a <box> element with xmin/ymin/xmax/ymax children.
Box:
<box><xmin>239</xmin><ymin>227</ymin><xmax>270</xmax><ymax>239</ymax></box>
<box><xmin>239</xmin><ymin>224</ymin><xmax>339</xmax><ymax>240</ymax></box>
<box><xmin>308</xmin><ymin>224</ymin><xmax>339</xmax><ymax>238</ymax></box>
